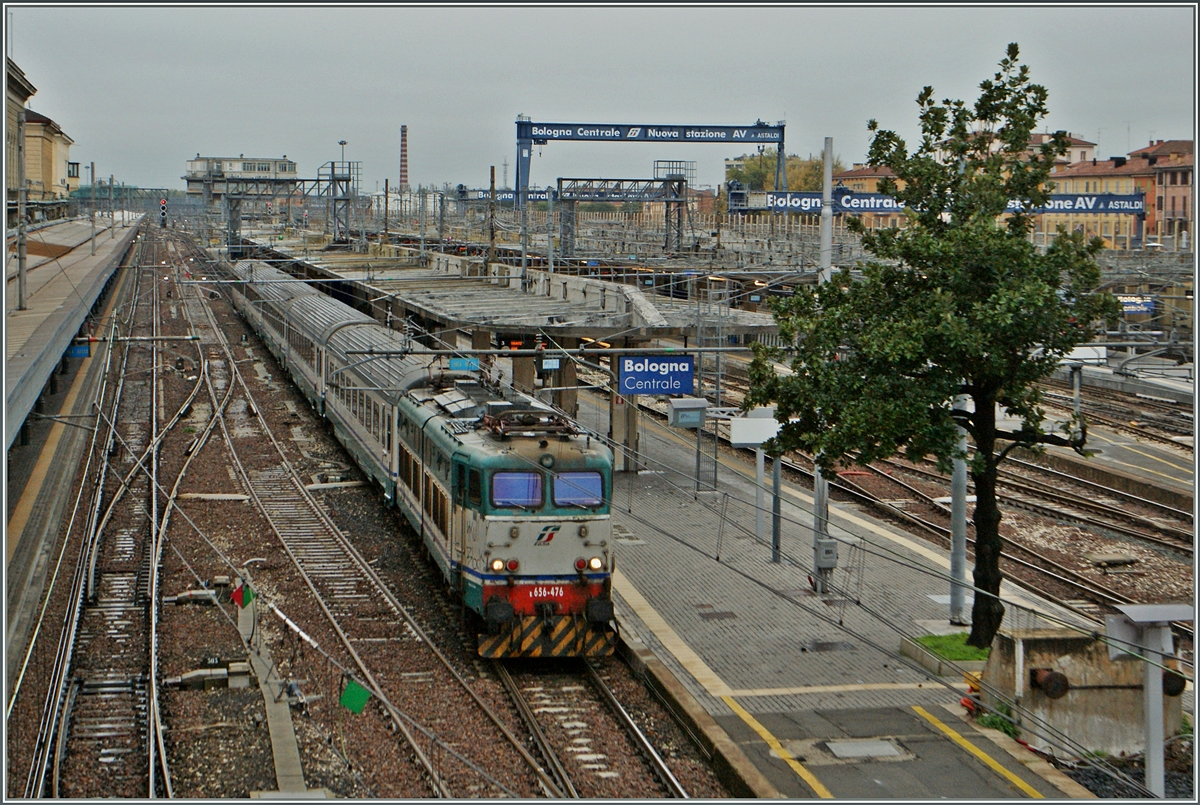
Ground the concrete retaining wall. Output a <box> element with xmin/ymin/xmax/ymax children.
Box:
<box><xmin>980</xmin><ymin>628</ymin><xmax>1182</xmax><ymax>757</ymax></box>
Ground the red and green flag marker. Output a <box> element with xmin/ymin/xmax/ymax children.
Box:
<box><xmin>231</xmin><ymin>582</ymin><xmax>256</xmax><ymax>608</ymax></box>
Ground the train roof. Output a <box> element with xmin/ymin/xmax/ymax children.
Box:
<box><xmin>231</xmin><ymin>261</ymin><xmax>321</xmax><ymax>305</ymax></box>
<box><xmin>236</xmin><ymin>259</ymin><xmax>594</xmax><ymax>437</ymax></box>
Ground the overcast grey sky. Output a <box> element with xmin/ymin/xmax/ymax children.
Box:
<box><xmin>8</xmin><ymin>5</ymin><xmax>1196</xmax><ymax>192</ymax></box>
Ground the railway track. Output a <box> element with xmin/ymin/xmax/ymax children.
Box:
<box><xmin>168</xmin><ymin>244</ymin><xmax>562</xmax><ymax>797</ymax></box>
<box><xmin>1037</xmin><ymin>381</ymin><xmax>1194</xmax><ymax>450</ymax></box>
<box><xmin>873</xmin><ymin>454</ymin><xmax>1193</xmax><ymax>555</ymax></box>
<box><xmin>495</xmin><ymin>659</ymin><xmax>689</xmax><ymax>799</ymax></box>
<box><xmin>138</xmin><ymin>234</ymin><xmax>724</xmax><ymax>796</ymax></box>
<box><xmin>12</xmin><ymin>223</ymin><xmax>176</xmax><ymax>798</ymax></box>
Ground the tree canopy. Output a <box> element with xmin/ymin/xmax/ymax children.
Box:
<box><xmin>725</xmin><ymin>152</ymin><xmax>846</xmax><ymax>191</ymax></box>
<box><xmin>746</xmin><ymin>43</ymin><xmax>1119</xmax><ymax>648</ymax></box>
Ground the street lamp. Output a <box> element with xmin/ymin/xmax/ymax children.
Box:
<box><xmin>338</xmin><ymin>140</ymin><xmax>347</xmax><ymax>166</ymax></box>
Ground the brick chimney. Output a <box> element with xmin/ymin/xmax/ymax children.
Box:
<box><xmin>399</xmin><ymin>125</ymin><xmax>409</xmax><ymax>192</ymax></box>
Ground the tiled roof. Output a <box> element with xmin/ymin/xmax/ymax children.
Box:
<box><xmin>834</xmin><ymin>165</ymin><xmax>897</xmax><ymax>179</ymax></box>
<box><xmin>1151</xmin><ymin>153</ymin><xmax>1193</xmax><ymax>170</ymax></box>
<box><xmin>1051</xmin><ymin>157</ymin><xmax>1154</xmax><ymax>178</ymax></box>
<box><xmin>1127</xmin><ymin>140</ymin><xmax>1193</xmax><ymax>157</ymax></box>
<box><xmin>1029</xmin><ymin>132</ymin><xmax>1096</xmax><ymax>147</ymax></box>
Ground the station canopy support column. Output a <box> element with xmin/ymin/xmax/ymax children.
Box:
<box><xmin>609</xmin><ymin>339</ymin><xmax>641</xmax><ymax>472</ymax></box>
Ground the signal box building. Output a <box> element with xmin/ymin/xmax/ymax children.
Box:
<box><xmin>183</xmin><ymin>155</ymin><xmax>298</xmax><ymax>202</ymax></box>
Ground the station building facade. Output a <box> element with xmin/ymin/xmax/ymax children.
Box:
<box><xmin>6</xmin><ymin>57</ymin><xmax>36</xmax><ymax>201</ymax></box>
<box><xmin>23</xmin><ymin>109</ymin><xmax>77</xmax><ymax>200</ymax></box>
<box><xmin>7</xmin><ymin>58</ymin><xmax>75</xmax><ymax>225</ymax></box>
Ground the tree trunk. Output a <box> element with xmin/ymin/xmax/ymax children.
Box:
<box><xmin>967</xmin><ymin>398</ymin><xmax>1005</xmax><ymax>648</ymax></box>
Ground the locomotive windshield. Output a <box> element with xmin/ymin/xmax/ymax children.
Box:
<box><xmin>553</xmin><ymin>472</ymin><xmax>604</xmax><ymax>507</ymax></box>
<box><xmin>492</xmin><ymin>471</ymin><xmax>543</xmax><ymax>508</ymax></box>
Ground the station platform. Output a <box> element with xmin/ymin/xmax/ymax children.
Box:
<box><xmin>5</xmin><ymin>215</ymin><xmax>141</xmax><ymax>449</ymax></box>
<box><xmin>574</xmin><ymin>394</ymin><xmax>1144</xmax><ymax>798</ymax></box>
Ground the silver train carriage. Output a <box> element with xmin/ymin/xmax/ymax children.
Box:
<box><xmin>229</xmin><ymin>261</ymin><xmax>617</xmax><ymax>657</ymax></box>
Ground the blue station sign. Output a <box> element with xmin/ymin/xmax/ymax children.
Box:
<box><xmin>749</xmin><ymin>191</ymin><xmax>1145</xmax><ymax>216</ymax></box>
<box><xmin>1116</xmin><ymin>295</ymin><xmax>1155</xmax><ymax>315</ymax></box>
<box><xmin>519</xmin><ymin>121</ymin><xmax>783</xmax><ymax>144</ymax></box>
<box><xmin>462</xmin><ymin>189</ymin><xmax>553</xmax><ymax>202</ymax></box>
<box><xmin>618</xmin><ymin>355</ymin><xmax>694</xmax><ymax>396</ymax></box>
<box><xmin>448</xmin><ymin>357</ymin><xmax>480</xmax><ymax>371</ymax></box>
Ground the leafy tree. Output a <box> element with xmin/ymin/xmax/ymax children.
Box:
<box><xmin>726</xmin><ymin>152</ymin><xmax>846</xmax><ymax>191</ymax></box>
<box><xmin>745</xmin><ymin>44</ymin><xmax>1119</xmax><ymax>648</ymax></box>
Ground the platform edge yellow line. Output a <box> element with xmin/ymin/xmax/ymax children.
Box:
<box><xmin>912</xmin><ymin>705</ymin><xmax>1043</xmax><ymax>798</ymax></box>
<box><xmin>722</xmin><ymin>695</ymin><xmax>833</xmax><ymax>798</ymax></box>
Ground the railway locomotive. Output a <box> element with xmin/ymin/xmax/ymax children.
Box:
<box><xmin>228</xmin><ymin>261</ymin><xmax>616</xmax><ymax>657</ymax></box>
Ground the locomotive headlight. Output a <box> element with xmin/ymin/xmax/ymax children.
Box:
<box><xmin>509</xmin><ymin>526</ymin><xmax>520</xmax><ymax>539</ymax></box>
<box><xmin>539</xmin><ymin>454</ymin><xmax>554</xmax><ymax>468</ymax></box>
<box><xmin>588</xmin><ymin>556</ymin><xmax>603</xmax><ymax>571</ymax></box>
<box><xmin>578</xmin><ymin>525</ymin><xmax>588</xmax><ymax>538</ymax></box>
<box><xmin>490</xmin><ymin>558</ymin><xmax>505</xmax><ymax>572</ymax></box>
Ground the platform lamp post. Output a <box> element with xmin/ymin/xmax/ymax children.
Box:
<box><xmin>811</xmin><ymin>136</ymin><xmax>836</xmax><ymax>593</ymax></box>
<box><xmin>89</xmin><ymin>163</ymin><xmax>96</xmax><ymax>255</ymax></box>
<box><xmin>948</xmin><ymin>394</ymin><xmax>970</xmax><ymax>624</ymax></box>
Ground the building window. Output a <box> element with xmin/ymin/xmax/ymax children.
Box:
<box><xmin>242</xmin><ymin>162</ymin><xmax>254</xmax><ymax>172</ymax></box>
<box><xmin>67</xmin><ymin>162</ymin><xmax>79</xmax><ymax>178</ymax></box>
<box><xmin>258</xmin><ymin>162</ymin><xmax>270</xmax><ymax>171</ymax></box>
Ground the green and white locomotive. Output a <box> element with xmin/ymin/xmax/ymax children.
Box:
<box><xmin>230</xmin><ymin>261</ymin><xmax>617</xmax><ymax>657</ymax></box>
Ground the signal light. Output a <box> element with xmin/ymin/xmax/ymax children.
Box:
<box><xmin>574</xmin><ymin>558</ymin><xmax>587</xmax><ymax>571</ymax></box>
<box><xmin>506</xmin><ymin>559</ymin><xmax>519</xmax><ymax>572</ymax></box>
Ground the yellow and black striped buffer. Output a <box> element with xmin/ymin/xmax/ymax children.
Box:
<box><xmin>478</xmin><ymin>616</ymin><xmax>616</xmax><ymax>658</ymax></box>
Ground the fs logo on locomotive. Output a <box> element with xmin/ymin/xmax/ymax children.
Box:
<box><xmin>535</xmin><ymin>523</ymin><xmax>562</xmax><ymax>545</ymax></box>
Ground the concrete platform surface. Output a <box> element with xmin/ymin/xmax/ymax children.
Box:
<box><xmin>579</xmin><ymin>394</ymin><xmax>1119</xmax><ymax>798</ymax></box>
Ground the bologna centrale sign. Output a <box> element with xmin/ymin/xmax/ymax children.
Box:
<box><xmin>618</xmin><ymin>355</ymin><xmax>695</xmax><ymax>396</ymax></box>
<box><xmin>756</xmin><ymin>191</ymin><xmax>1146</xmax><ymax>215</ymax></box>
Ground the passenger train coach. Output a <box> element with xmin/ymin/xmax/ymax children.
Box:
<box><xmin>228</xmin><ymin>261</ymin><xmax>617</xmax><ymax>658</ymax></box>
